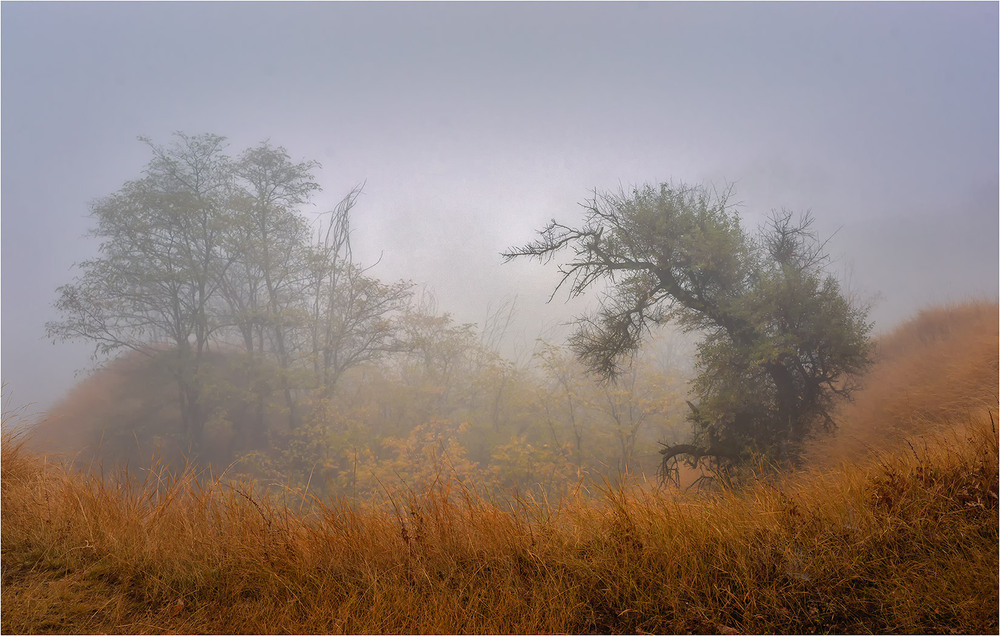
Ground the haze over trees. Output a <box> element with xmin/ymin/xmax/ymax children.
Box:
<box><xmin>42</xmin><ymin>133</ymin><xmax>690</xmax><ymax>496</ymax></box>
<box><xmin>44</xmin><ymin>134</ymin><xmax>874</xmax><ymax>495</ymax></box>
<box><xmin>46</xmin><ymin>133</ymin><xmax>413</xmax><ymax>459</ymax></box>
<box><xmin>504</xmin><ymin>183</ymin><xmax>874</xmax><ymax>482</ymax></box>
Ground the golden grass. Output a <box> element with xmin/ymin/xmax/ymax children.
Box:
<box><xmin>3</xmin><ymin>301</ymin><xmax>998</xmax><ymax>633</ymax></box>
<box><xmin>3</xmin><ymin>410</ymin><xmax>997</xmax><ymax>634</ymax></box>
<box><xmin>804</xmin><ymin>299</ymin><xmax>999</xmax><ymax>469</ymax></box>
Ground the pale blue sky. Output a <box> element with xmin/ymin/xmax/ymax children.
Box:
<box><xmin>3</xmin><ymin>2</ymin><xmax>997</xmax><ymax>418</ymax></box>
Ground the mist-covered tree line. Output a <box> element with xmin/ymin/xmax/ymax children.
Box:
<box><xmin>44</xmin><ymin>133</ymin><xmax>690</xmax><ymax>496</ymax></box>
<box><xmin>47</xmin><ymin>132</ymin><xmax>873</xmax><ymax>495</ymax></box>
<box><xmin>47</xmin><ymin>133</ymin><xmax>412</xmax><ymax>452</ymax></box>
<box><xmin>242</xmin><ymin>312</ymin><xmax>689</xmax><ymax>498</ymax></box>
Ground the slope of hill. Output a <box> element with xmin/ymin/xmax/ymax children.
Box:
<box><xmin>803</xmin><ymin>299</ymin><xmax>998</xmax><ymax>469</ymax></box>
<box><xmin>2</xmin><ymin>301</ymin><xmax>997</xmax><ymax>633</ymax></box>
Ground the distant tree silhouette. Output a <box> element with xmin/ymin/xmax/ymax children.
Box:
<box><xmin>47</xmin><ymin>133</ymin><xmax>412</xmax><ymax>454</ymax></box>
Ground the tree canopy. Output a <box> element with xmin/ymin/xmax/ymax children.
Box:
<box><xmin>503</xmin><ymin>182</ymin><xmax>874</xmax><ymax>480</ymax></box>
<box><xmin>47</xmin><ymin>133</ymin><xmax>413</xmax><ymax>453</ymax></box>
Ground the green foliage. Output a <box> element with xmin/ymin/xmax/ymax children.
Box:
<box><xmin>505</xmin><ymin>182</ymin><xmax>874</xmax><ymax>477</ymax></box>
<box><xmin>686</xmin><ymin>210</ymin><xmax>874</xmax><ymax>469</ymax></box>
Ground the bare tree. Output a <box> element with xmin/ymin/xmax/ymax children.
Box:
<box><xmin>306</xmin><ymin>186</ymin><xmax>413</xmax><ymax>399</ymax></box>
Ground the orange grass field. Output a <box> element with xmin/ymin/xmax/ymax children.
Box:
<box><xmin>2</xmin><ymin>301</ymin><xmax>997</xmax><ymax>634</ymax></box>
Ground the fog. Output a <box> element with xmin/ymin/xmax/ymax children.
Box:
<box><xmin>2</xmin><ymin>2</ymin><xmax>997</xmax><ymax>420</ymax></box>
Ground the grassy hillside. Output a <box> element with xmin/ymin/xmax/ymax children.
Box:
<box><xmin>3</xmin><ymin>302</ymin><xmax>997</xmax><ymax>634</ymax></box>
<box><xmin>802</xmin><ymin>299</ymin><xmax>999</xmax><ymax>469</ymax></box>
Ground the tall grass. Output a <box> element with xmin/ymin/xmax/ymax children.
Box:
<box><xmin>3</xmin><ymin>411</ymin><xmax>996</xmax><ymax>634</ymax></box>
<box><xmin>3</xmin><ymin>301</ymin><xmax>998</xmax><ymax>633</ymax></box>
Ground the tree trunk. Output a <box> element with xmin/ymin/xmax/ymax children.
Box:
<box><xmin>177</xmin><ymin>375</ymin><xmax>205</xmax><ymax>456</ymax></box>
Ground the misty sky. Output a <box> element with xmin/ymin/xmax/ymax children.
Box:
<box><xmin>2</xmin><ymin>2</ymin><xmax>998</xmax><ymax>420</ymax></box>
